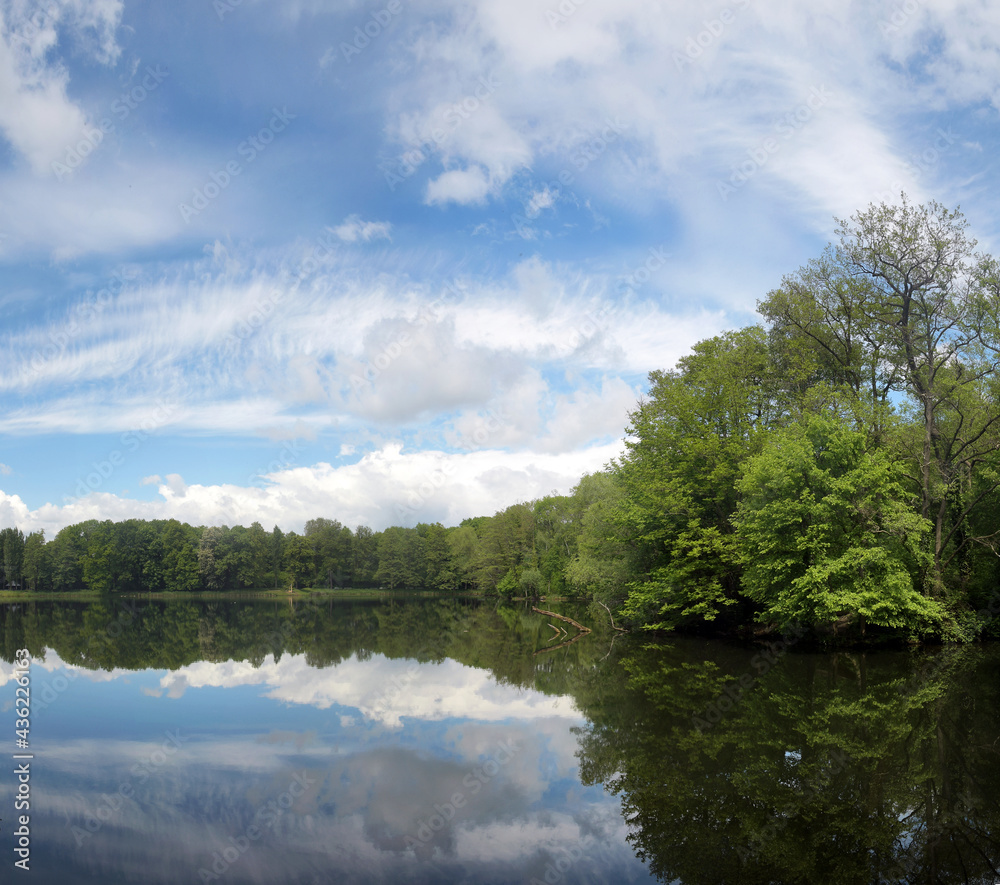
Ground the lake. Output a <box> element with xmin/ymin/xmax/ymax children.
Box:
<box><xmin>1</xmin><ymin>597</ymin><xmax>998</xmax><ymax>884</ymax></box>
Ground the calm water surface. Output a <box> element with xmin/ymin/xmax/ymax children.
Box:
<box><xmin>0</xmin><ymin>597</ymin><xmax>998</xmax><ymax>884</ymax></box>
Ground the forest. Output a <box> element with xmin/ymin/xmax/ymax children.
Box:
<box><xmin>6</xmin><ymin>197</ymin><xmax>1000</xmax><ymax>643</ymax></box>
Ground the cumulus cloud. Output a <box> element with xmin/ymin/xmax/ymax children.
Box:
<box><xmin>1</xmin><ymin>439</ymin><xmax>622</xmax><ymax>536</ymax></box>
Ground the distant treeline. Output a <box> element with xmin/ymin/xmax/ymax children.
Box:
<box><xmin>0</xmin><ymin>476</ymin><xmax>612</xmax><ymax>596</ymax></box>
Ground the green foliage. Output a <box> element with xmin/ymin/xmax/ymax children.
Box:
<box><xmin>496</xmin><ymin>568</ymin><xmax>519</xmax><ymax>598</ymax></box>
<box><xmin>612</xmin><ymin>327</ymin><xmax>781</xmax><ymax>630</ymax></box>
<box><xmin>735</xmin><ymin>417</ymin><xmax>944</xmax><ymax>633</ymax></box>
<box><xmin>0</xmin><ymin>526</ymin><xmax>25</xmax><ymax>589</ymax></box>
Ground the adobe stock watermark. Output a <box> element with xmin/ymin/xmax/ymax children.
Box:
<box><xmin>69</xmin><ymin>729</ymin><xmax>189</xmax><ymax>847</ymax></box>
<box><xmin>555</xmin><ymin>244</ymin><xmax>667</xmax><ymax>357</ymax></box>
<box><xmin>879</xmin><ymin>0</ymin><xmax>922</xmax><ymax>37</ymax></box>
<box><xmin>546</xmin><ymin>0</ymin><xmax>589</xmax><ymax>29</ymax></box>
<box><xmin>222</xmin><ymin>225</ymin><xmax>342</xmax><ymax>357</ymax></box>
<box><xmin>871</xmin><ymin>128</ymin><xmax>957</xmax><ymax>206</ymax></box>
<box><xmin>383</xmin><ymin>74</ymin><xmax>498</xmax><ymax>191</ymax></box>
<box><xmin>35</xmin><ymin>604</ymin><xmax>140</xmax><ymax>714</ymax></box>
<box><xmin>328</xmin><ymin>0</ymin><xmax>404</xmax><ymax>64</ymax></box>
<box><xmin>404</xmin><ymin>738</ymin><xmax>519</xmax><ymax>851</ymax></box>
<box><xmin>51</xmin><ymin>66</ymin><xmax>169</xmax><ymax>180</ymax></box>
<box><xmin>196</xmin><ymin>770</ymin><xmax>318</xmax><ymax>882</ymax></box>
<box><xmin>179</xmin><ymin>108</ymin><xmax>296</xmax><ymax>223</ymax></box>
<box><xmin>717</xmin><ymin>85</ymin><xmax>832</xmax><ymax>201</ymax></box>
<box><xmin>247</xmin><ymin>438</ymin><xmax>307</xmax><ymax>488</ymax></box>
<box><xmin>886</xmin><ymin>789</ymin><xmax>978</xmax><ymax>881</ymax></box>
<box><xmin>673</xmin><ymin>0</ymin><xmax>752</xmax><ymax>71</ymax></box>
<box><xmin>692</xmin><ymin>622</ymin><xmax>806</xmax><ymax>731</ymax></box>
<box><xmin>63</xmin><ymin>400</ymin><xmax>178</xmax><ymax>503</ymax></box>
<box><xmin>510</xmin><ymin>117</ymin><xmax>628</xmax><ymax>239</ymax></box>
<box><xmin>9</xmin><ymin>4</ymin><xmax>58</xmax><ymax>48</ymax></box>
<box><xmin>367</xmin><ymin>633</ymin><xmax>458</xmax><ymax>717</ymax></box>
<box><xmin>527</xmin><ymin>841</ymin><xmax>626</xmax><ymax>885</ymax></box>
<box><xmin>393</xmin><ymin>461</ymin><xmax>458</xmax><ymax>522</ymax></box>
<box><xmin>349</xmin><ymin>279</ymin><xmax>467</xmax><ymax>396</ymax></box>
<box><xmin>392</xmin><ymin>405</ymin><xmax>509</xmax><ymax>522</ymax></box>
<box><xmin>20</xmin><ymin>268</ymin><xmax>134</xmax><ymax>385</ymax></box>
<box><xmin>736</xmin><ymin>748</ymin><xmax>851</xmax><ymax>861</ymax></box>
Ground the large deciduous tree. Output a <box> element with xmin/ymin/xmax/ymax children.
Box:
<box><xmin>735</xmin><ymin>416</ymin><xmax>942</xmax><ymax>634</ymax></box>
<box><xmin>834</xmin><ymin>198</ymin><xmax>1000</xmax><ymax>593</ymax></box>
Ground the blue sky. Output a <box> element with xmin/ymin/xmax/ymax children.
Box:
<box><xmin>0</xmin><ymin>0</ymin><xmax>995</xmax><ymax>536</ymax></box>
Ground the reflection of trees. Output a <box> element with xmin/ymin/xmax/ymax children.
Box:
<box><xmin>574</xmin><ymin>641</ymin><xmax>1000</xmax><ymax>884</ymax></box>
<box><xmin>0</xmin><ymin>599</ymin><xmax>612</xmax><ymax>692</ymax></box>
<box><xmin>4</xmin><ymin>600</ymin><xmax>999</xmax><ymax>883</ymax></box>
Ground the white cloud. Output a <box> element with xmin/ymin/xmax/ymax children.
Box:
<box><xmin>0</xmin><ymin>1</ymin><xmax>123</xmax><ymax>174</ymax></box>
<box><xmin>526</xmin><ymin>187</ymin><xmax>555</xmax><ymax>216</ymax></box>
<box><xmin>0</xmin><ymin>161</ymin><xmax>198</xmax><ymax>258</ymax></box>
<box><xmin>381</xmin><ymin>0</ymin><xmax>995</xmax><ymax>246</ymax></box>
<box><xmin>0</xmin><ymin>253</ymin><xmax>709</xmax><ymax>438</ymax></box>
<box><xmin>331</xmin><ymin>214</ymin><xmax>393</xmax><ymax>242</ymax></box>
<box><xmin>4</xmin><ymin>440</ymin><xmax>623</xmax><ymax>536</ymax></box>
<box><xmin>425</xmin><ymin>165</ymin><xmax>492</xmax><ymax>205</ymax></box>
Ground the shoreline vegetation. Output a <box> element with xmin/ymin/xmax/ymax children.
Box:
<box><xmin>5</xmin><ymin>198</ymin><xmax>1000</xmax><ymax>647</ymax></box>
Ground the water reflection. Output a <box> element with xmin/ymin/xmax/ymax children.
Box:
<box><xmin>1</xmin><ymin>599</ymin><xmax>999</xmax><ymax>883</ymax></box>
<box><xmin>0</xmin><ymin>599</ymin><xmax>648</xmax><ymax>884</ymax></box>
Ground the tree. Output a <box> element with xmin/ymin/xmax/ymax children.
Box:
<box><xmin>50</xmin><ymin>522</ymin><xmax>96</xmax><ymax>590</ymax></box>
<box><xmin>734</xmin><ymin>416</ymin><xmax>943</xmax><ymax>634</ymax></box>
<box><xmin>421</xmin><ymin>522</ymin><xmax>456</xmax><ymax>590</ymax></box>
<box><xmin>269</xmin><ymin>525</ymin><xmax>285</xmax><ymax>588</ymax></box>
<box><xmin>247</xmin><ymin>521</ymin><xmax>271</xmax><ymax>588</ymax></box>
<box><xmin>375</xmin><ymin>527</ymin><xmax>422</xmax><ymax>589</ymax></box>
<box><xmin>305</xmin><ymin>518</ymin><xmax>352</xmax><ymax>587</ymax></box>
<box><xmin>0</xmin><ymin>527</ymin><xmax>25</xmax><ymax>589</ymax></box>
<box><xmin>351</xmin><ymin>525</ymin><xmax>378</xmax><ymax>587</ymax></box>
<box><xmin>22</xmin><ymin>531</ymin><xmax>50</xmax><ymax>591</ymax></box>
<box><xmin>564</xmin><ymin>473</ymin><xmax>631</xmax><ymax>606</ymax></box>
<box><xmin>616</xmin><ymin>328</ymin><xmax>783</xmax><ymax>630</ymax></box>
<box><xmin>161</xmin><ymin>520</ymin><xmax>200</xmax><ymax>591</ymax></box>
<box><xmin>198</xmin><ymin>526</ymin><xmax>227</xmax><ymax>590</ymax></box>
<box><xmin>282</xmin><ymin>532</ymin><xmax>314</xmax><ymax>589</ymax></box>
<box><xmin>832</xmin><ymin>197</ymin><xmax>1000</xmax><ymax>593</ymax></box>
<box><xmin>446</xmin><ymin>525</ymin><xmax>480</xmax><ymax>590</ymax></box>
<box><xmin>475</xmin><ymin>502</ymin><xmax>535</xmax><ymax>591</ymax></box>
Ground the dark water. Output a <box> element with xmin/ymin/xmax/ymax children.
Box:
<box><xmin>0</xmin><ymin>597</ymin><xmax>998</xmax><ymax>884</ymax></box>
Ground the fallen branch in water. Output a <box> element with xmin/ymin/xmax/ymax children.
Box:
<box><xmin>598</xmin><ymin>600</ymin><xmax>628</xmax><ymax>632</ymax></box>
<box><xmin>534</xmin><ymin>632</ymin><xmax>589</xmax><ymax>655</ymax></box>
<box><xmin>532</xmin><ymin>607</ymin><xmax>592</xmax><ymax>634</ymax></box>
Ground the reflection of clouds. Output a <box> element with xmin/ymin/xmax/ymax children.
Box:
<box><xmin>158</xmin><ymin>652</ymin><xmax>581</xmax><ymax>726</ymax></box>
<box><xmin>3</xmin><ymin>648</ymin><xmax>650</xmax><ymax>883</ymax></box>
<box><xmin>257</xmin><ymin>730</ymin><xmax>320</xmax><ymax>751</ymax></box>
<box><xmin>455</xmin><ymin>809</ymin><xmax>635</xmax><ymax>865</ymax></box>
<box><xmin>36</xmin><ymin>728</ymin><xmax>651</xmax><ymax>884</ymax></box>
<box><xmin>0</xmin><ymin>647</ymin><xmax>135</xmax><ymax>688</ymax></box>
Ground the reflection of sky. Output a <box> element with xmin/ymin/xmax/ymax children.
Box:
<box><xmin>0</xmin><ymin>651</ymin><xmax>654</xmax><ymax>884</ymax></box>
